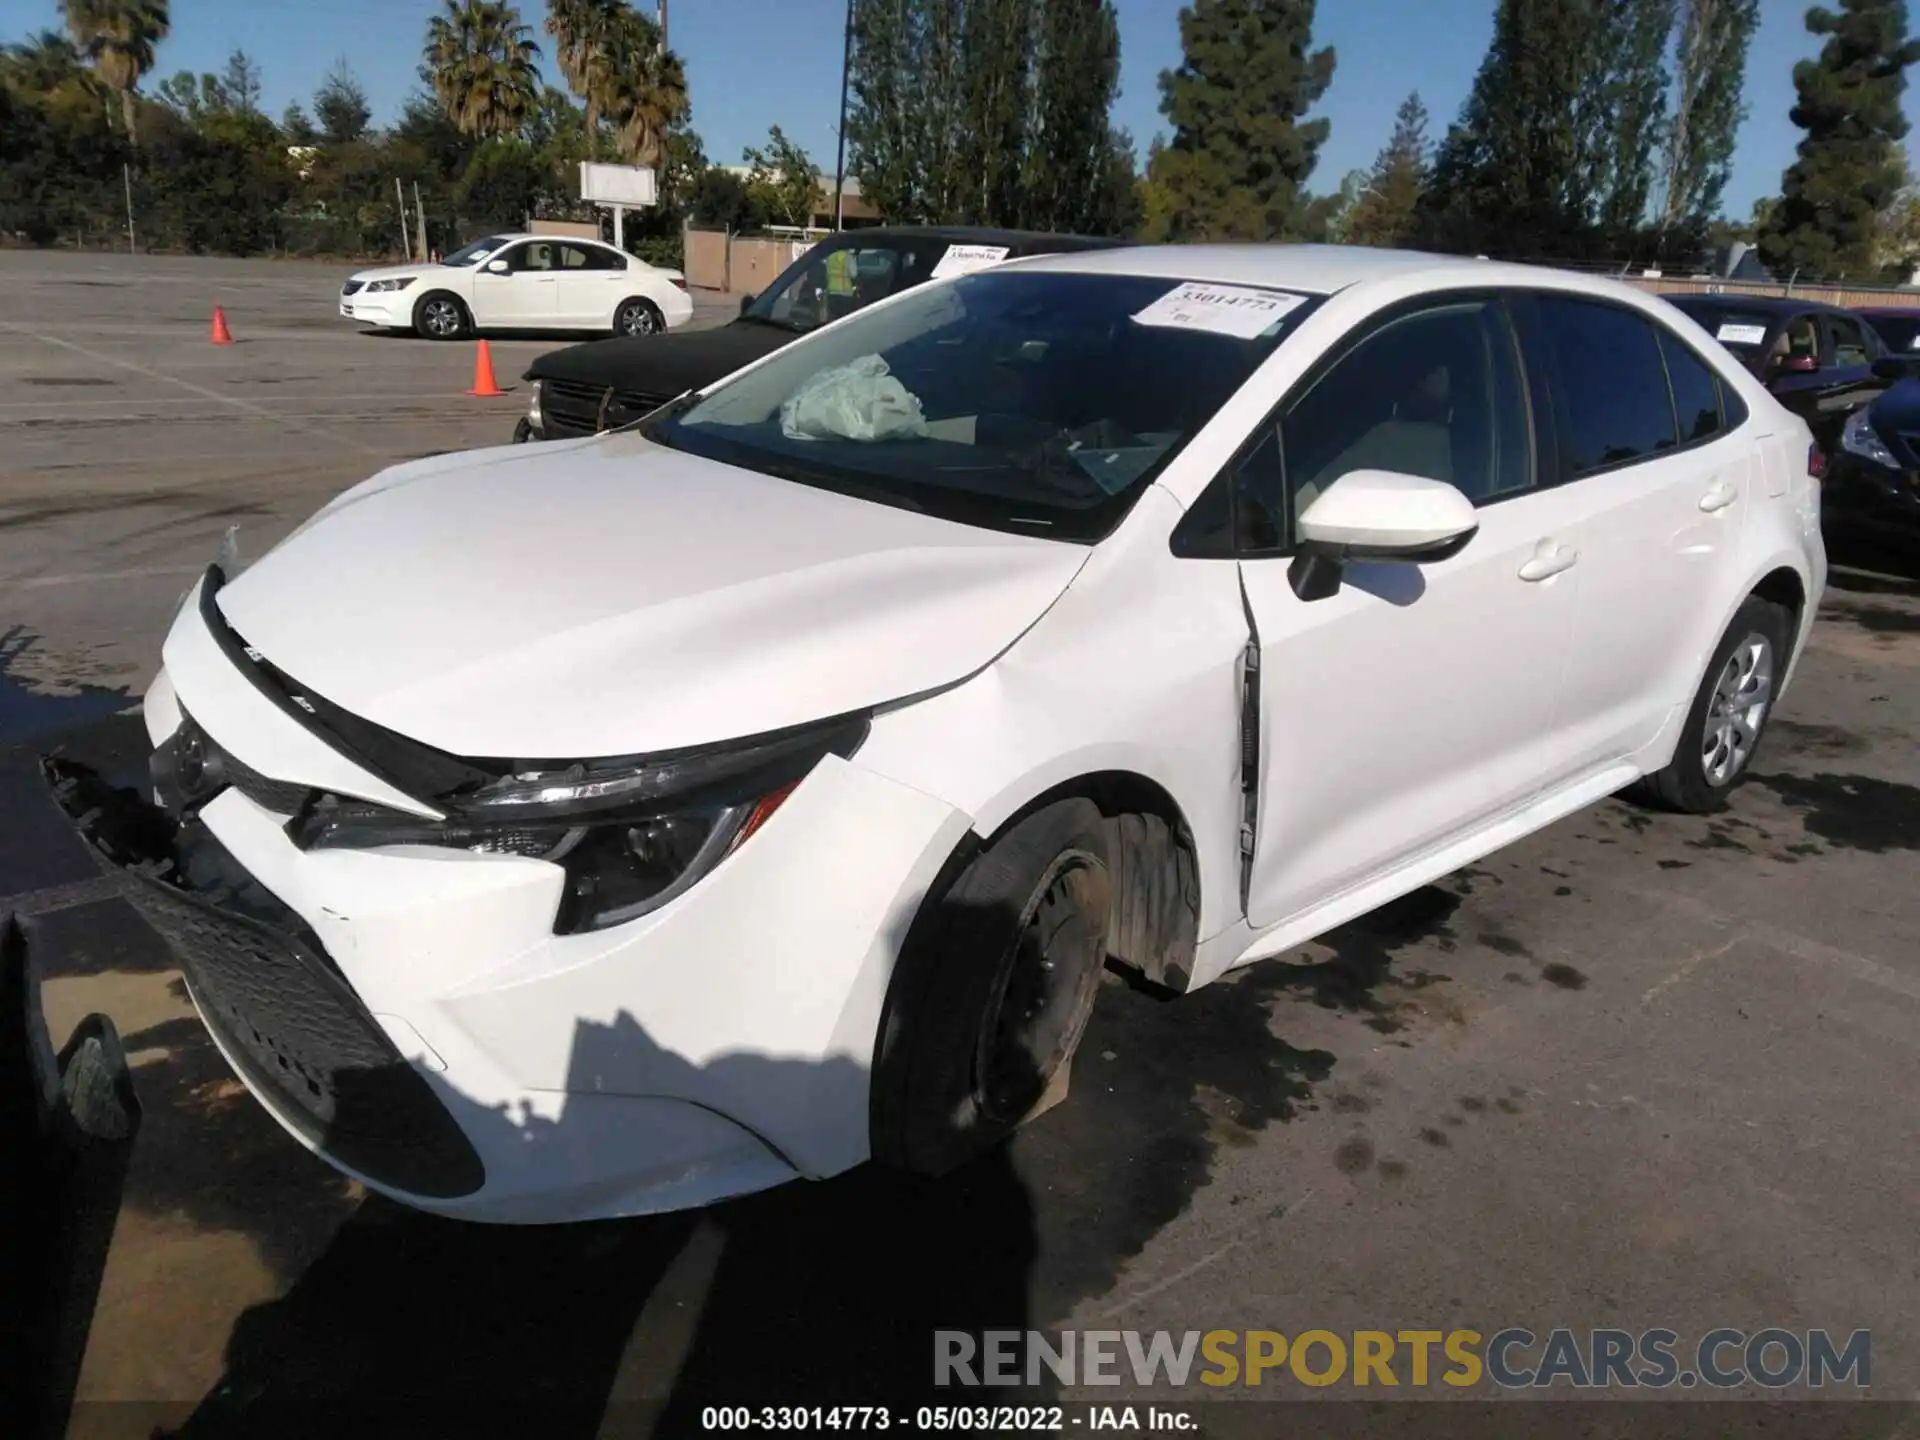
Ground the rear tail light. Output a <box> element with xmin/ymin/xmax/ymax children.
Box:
<box><xmin>671</xmin><ymin>276</ymin><xmax>688</xmax><ymax>292</ymax></box>
<box><xmin>1808</xmin><ymin>444</ymin><xmax>1826</xmax><ymax>479</ymax></box>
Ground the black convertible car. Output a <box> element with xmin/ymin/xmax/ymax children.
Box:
<box><xmin>513</xmin><ymin>225</ymin><xmax>1125</xmax><ymax>442</ymax></box>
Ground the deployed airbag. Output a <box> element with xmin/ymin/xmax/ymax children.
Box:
<box><xmin>780</xmin><ymin>355</ymin><xmax>928</xmax><ymax>443</ymax></box>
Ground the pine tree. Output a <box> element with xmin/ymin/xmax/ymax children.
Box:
<box><xmin>1145</xmin><ymin>0</ymin><xmax>1336</xmax><ymax>241</ymax></box>
<box><xmin>1659</xmin><ymin>0</ymin><xmax>1761</xmax><ymax>231</ymax></box>
<box><xmin>1345</xmin><ymin>91</ymin><xmax>1428</xmax><ymax>247</ymax></box>
<box><xmin>1417</xmin><ymin>0</ymin><xmax>1593</xmax><ymax>256</ymax></box>
<box><xmin>1023</xmin><ymin>0</ymin><xmax>1124</xmax><ymax>233</ymax></box>
<box><xmin>1759</xmin><ymin>0</ymin><xmax>1920</xmax><ymax>280</ymax></box>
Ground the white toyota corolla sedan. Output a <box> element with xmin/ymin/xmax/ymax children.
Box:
<box><xmin>77</xmin><ymin>245</ymin><xmax>1823</xmax><ymax>1223</ymax></box>
<box><xmin>337</xmin><ymin>232</ymin><xmax>693</xmax><ymax>340</ymax></box>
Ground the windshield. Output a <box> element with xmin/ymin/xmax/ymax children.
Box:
<box><xmin>1671</xmin><ymin>300</ymin><xmax>1776</xmax><ymax>354</ymax></box>
<box><xmin>1865</xmin><ymin>313</ymin><xmax>1920</xmax><ymax>353</ymax></box>
<box><xmin>741</xmin><ymin>241</ymin><xmax>929</xmax><ymax>333</ymax></box>
<box><xmin>646</xmin><ymin>270</ymin><xmax>1321</xmax><ymax>542</ymax></box>
<box><xmin>443</xmin><ymin>235</ymin><xmax>513</xmax><ymax>267</ymax></box>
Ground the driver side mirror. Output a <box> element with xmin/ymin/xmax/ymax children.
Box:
<box><xmin>485</xmin><ymin>258</ymin><xmax>511</xmax><ymax>275</ymax></box>
<box><xmin>739</xmin><ymin>294</ymin><xmax>755</xmax><ymax>316</ymax></box>
<box><xmin>1288</xmin><ymin>470</ymin><xmax>1479</xmax><ymax>603</ymax></box>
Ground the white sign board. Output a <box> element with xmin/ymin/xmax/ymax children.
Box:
<box><xmin>1131</xmin><ymin>283</ymin><xmax>1309</xmax><ymax>340</ymax></box>
<box><xmin>930</xmin><ymin>244</ymin><xmax>1011</xmax><ymax>280</ymax></box>
<box><xmin>1716</xmin><ymin>323</ymin><xmax>1768</xmax><ymax>346</ymax></box>
<box><xmin>580</xmin><ymin>162</ymin><xmax>657</xmax><ymax>208</ymax></box>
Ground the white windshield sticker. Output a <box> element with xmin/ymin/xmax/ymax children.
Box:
<box><xmin>1716</xmin><ymin>323</ymin><xmax>1768</xmax><ymax>345</ymax></box>
<box><xmin>930</xmin><ymin>244</ymin><xmax>1011</xmax><ymax>280</ymax></box>
<box><xmin>1132</xmin><ymin>283</ymin><xmax>1309</xmax><ymax>339</ymax></box>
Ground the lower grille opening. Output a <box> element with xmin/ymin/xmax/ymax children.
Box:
<box><xmin>44</xmin><ymin>758</ymin><xmax>486</xmax><ymax>1200</ymax></box>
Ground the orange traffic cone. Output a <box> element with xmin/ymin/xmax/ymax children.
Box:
<box><xmin>209</xmin><ymin>306</ymin><xmax>234</xmax><ymax>345</ymax></box>
<box><xmin>467</xmin><ymin>339</ymin><xmax>505</xmax><ymax>398</ymax></box>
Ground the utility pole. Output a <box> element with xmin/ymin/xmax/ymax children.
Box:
<box><xmin>832</xmin><ymin>0</ymin><xmax>853</xmax><ymax>231</ymax></box>
<box><xmin>122</xmin><ymin>163</ymin><xmax>135</xmax><ymax>255</ymax></box>
<box><xmin>658</xmin><ymin>0</ymin><xmax>668</xmax><ymax>51</ymax></box>
<box><xmin>413</xmin><ymin>181</ymin><xmax>428</xmax><ymax>262</ymax></box>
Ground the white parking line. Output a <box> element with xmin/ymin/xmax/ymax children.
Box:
<box><xmin>0</xmin><ymin>324</ymin><xmax>387</xmax><ymax>457</ymax></box>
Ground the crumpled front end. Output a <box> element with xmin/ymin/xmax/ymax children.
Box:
<box><xmin>59</xmin><ymin>571</ymin><xmax>971</xmax><ymax>1224</ymax></box>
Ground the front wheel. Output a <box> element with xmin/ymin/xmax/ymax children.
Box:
<box><xmin>613</xmin><ymin>297</ymin><xmax>664</xmax><ymax>338</ymax></box>
<box><xmin>412</xmin><ymin>291</ymin><xmax>471</xmax><ymax>341</ymax></box>
<box><xmin>1636</xmin><ymin>596</ymin><xmax>1790</xmax><ymax>813</ymax></box>
<box><xmin>871</xmin><ymin>799</ymin><xmax>1112</xmax><ymax>1177</ymax></box>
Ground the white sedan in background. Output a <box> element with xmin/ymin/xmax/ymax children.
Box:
<box><xmin>337</xmin><ymin>233</ymin><xmax>693</xmax><ymax>340</ymax></box>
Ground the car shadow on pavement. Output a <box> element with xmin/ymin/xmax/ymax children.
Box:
<box><xmin>135</xmin><ymin>886</ymin><xmax>1467</xmax><ymax>1439</ymax></box>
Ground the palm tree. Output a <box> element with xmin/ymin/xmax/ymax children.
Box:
<box><xmin>2</xmin><ymin>29</ymin><xmax>88</xmax><ymax>93</ymax></box>
<box><xmin>424</xmin><ymin>0</ymin><xmax>542</xmax><ymax>141</ymax></box>
<box><xmin>546</xmin><ymin>0</ymin><xmax>619</xmax><ymax>137</ymax></box>
<box><xmin>59</xmin><ymin>0</ymin><xmax>169</xmax><ymax>142</ymax></box>
<box><xmin>589</xmin><ymin>6</ymin><xmax>687</xmax><ymax>166</ymax></box>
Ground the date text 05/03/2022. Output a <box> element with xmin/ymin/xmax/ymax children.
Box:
<box><xmin>700</xmin><ymin>1405</ymin><xmax>1197</xmax><ymax>1432</ymax></box>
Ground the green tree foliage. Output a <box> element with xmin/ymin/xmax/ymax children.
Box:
<box><xmin>424</xmin><ymin>0</ymin><xmax>542</xmax><ymax>140</ymax></box>
<box><xmin>1575</xmin><ymin>0</ymin><xmax>1676</xmax><ymax>235</ymax></box>
<box><xmin>1760</xmin><ymin>0</ymin><xmax>1920</xmax><ymax>280</ymax></box>
<box><xmin>1660</xmin><ymin>0</ymin><xmax>1762</xmax><ymax>229</ymax></box>
<box><xmin>547</xmin><ymin>0</ymin><xmax>618</xmax><ymax>135</ymax></box>
<box><xmin>589</xmin><ymin>6</ymin><xmax>689</xmax><ymax>165</ymax></box>
<box><xmin>1144</xmin><ymin>0</ymin><xmax>1336</xmax><ymax>242</ymax></box>
<box><xmin>60</xmin><ymin>0</ymin><xmax>170</xmax><ymax>142</ymax></box>
<box><xmin>1344</xmin><ymin>91</ymin><xmax>1428</xmax><ymax>247</ymax></box>
<box><xmin>1418</xmin><ymin>0</ymin><xmax>1596</xmax><ymax>255</ymax></box>
<box><xmin>845</xmin><ymin>0</ymin><xmax>1131</xmax><ymax>233</ymax></box>
<box><xmin>314</xmin><ymin>58</ymin><xmax>372</xmax><ymax>146</ymax></box>
<box><xmin>1023</xmin><ymin>0</ymin><xmax>1130</xmax><ymax>234</ymax></box>
<box><xmin>743</xmin><ymin>124</ymin><xmax>821</xmax><ymax>228</ymax></box>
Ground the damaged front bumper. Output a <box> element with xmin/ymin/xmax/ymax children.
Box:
<box><xmin>47</xmin><ymin>760</ymin><xmax>488</xmax><ymax>1199</ymax></box>
<box><xmin>45</xmin><ymin>585</ymin><xmax>976</xmax><ymax>1221</ymax></box>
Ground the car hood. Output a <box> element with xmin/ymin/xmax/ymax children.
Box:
<box><xmin>348</xmin><ymin>261</ymin><xmax>457</xmax><ymax>284</ymax></box>
<box><xmin>526</xmin><ymin>321</ymin><xmax>794</xmax><ymax>397</ymax></box>
<box><xmin>215</xmin><ymin>434</ymin><xmax>1088</xmax><ymax>760</ymax></box>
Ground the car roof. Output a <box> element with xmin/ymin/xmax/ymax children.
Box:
<box><xmin>1008</xmin><ymin>242</ymin><xmax>1647</xmax><ymax>298</ymax></box>
<box><xmin>1666</xmin><ymin>293</ymin><xmax>1849</xmax><ymax>317</ymax></box>
<box><xmin>1857</xmin><ymin>306</ymin><xmax>1920</xmax><ymax>317</ymax></box>
<box><xmin>838</xmin><ymin>224</ymin><xmax>1125</xmax><ymax>253</ymax></box>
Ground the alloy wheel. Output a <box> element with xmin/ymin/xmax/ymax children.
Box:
<box><xmin>620</xmin><ymin>302</ymin><xmax>660</xmax><ymax>336</ymax></box>
<box><xmin>422</xmin><ymin>299</ymin><xmax>462</xmax><ymax>338</ymax></box>
<box><xmin>1700</xmin><ymin>632</ymin><xmax>1774</xmax><ymax>786</ymax></box>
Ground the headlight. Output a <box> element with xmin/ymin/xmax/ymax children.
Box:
<box><xmin>364</xmin><ymin>278</ymin><xmax>417</xmax><ymax>294</ymax></box>
<box><xmin>287</xmin><ymin>714</ymin><xmax>869</xmax><ymax>933</ymax></box>
<box><xmin>1841</xmin><ymin>408</ymin><xmax>1899</xmax><ymax>469</ymax></box>
<box><xmin>528</xmin><ymin>379</ymin><xmax>544</xmax><ymax>426</ymax></box>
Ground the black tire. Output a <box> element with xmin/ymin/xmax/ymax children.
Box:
<box><xmin>412</xmin><ymin>291</ymin><xmax>471</xmax><ymax>341</ymax></box>
<box><xmin>871</xmin><ymin>799</ymin><xmax>1112</xmax><ymax>1176</ymax></box>
<box><xmin>613</xmin><ymin>297</ymin><xmax>664</xmax><ymax>338</ymax></box>
<box><xmin>1636</xmin><ymin>595</ymin><xmax>1791</xmax><ymax>813</ymax></box>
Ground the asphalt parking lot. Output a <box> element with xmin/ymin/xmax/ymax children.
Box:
<box><xmin>3</xmin><ymin>250</ymin><xmax>1919</xmax><ymax>1438</ymax></box>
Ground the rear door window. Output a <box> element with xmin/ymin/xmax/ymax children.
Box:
<box><xmin>1533</xmin><ymin>296</ymin><xmax>1679</xmax><ymax>477</ymax></box>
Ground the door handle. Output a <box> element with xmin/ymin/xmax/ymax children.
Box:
<box><xmin>1517</xmin><ymin>540</ymin><xmax>1578</xmax><ymax>582</ymax></box>
<box><xmin>1699</xmin><ymin>480</ymin><xmax>1740</xmax><ymax>513</ymax></box>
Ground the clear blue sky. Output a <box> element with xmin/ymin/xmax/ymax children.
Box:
<box><xmin>4</xmin><ymin>0</ymin><xmax>1916</xmax><ymax>218</ymax></box>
